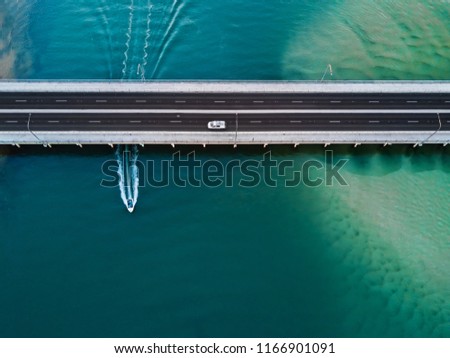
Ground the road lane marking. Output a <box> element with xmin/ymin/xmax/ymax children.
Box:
<box><xmin>48</xmin><ymin>120</ymin><xmax>60</xmax><ymax>123</ymax></box>
<box><xmin>290</xmin><ymin>120</ymin><xmax>302</xmax><ymax>123</ymax></box>
<box><xmin>250</xmin><ymin>120</ymin><xmax>262</xmax><ymax>124</ymax></box>
<box><xmin>3</xmin><ymin>109</ymin><xmax>450</xmax><ymax>114</ymax></box>
<box><xmin>15</xmin><ymin>99</ymin><xmax>27</xmax><ymax>103</ymax></box>
<box><xmin>96</xmin><ymin>100</ymin><xmax>107</xmax><ymax>103</ymax></box>
<box><xmin>135</xmin><ymin>100</ymin><xmax>147</xmax><ymax>103</ymax></box>
<box><xmin>129</xmin><ymin>120</ymin><xmax>142</xmax><ymax>123</ymax></box>
<box><xmin>330</xmin><ymin>101</ymin><xmax>342</xmax><ymax>104</ymax></box>
<box><xmin>89</xmin><ymin>120</ymin><xmax>101</xmax><ymax>123</ymax></box>
<box><xmin>369</xmin><ymin>120</ymin><xmax>380</xmax><ymax>123</ymax></box>
<box><xmin>170</xmin><ymin>120</ymin><xmax>182</xmax><ymax>123</ymax></box>
<box><xmin>408</xmin><ymin>120</ymin><xmax>419</xmax><ymax>123</ymax></box>
<box><xmin>330</xmin><ymin>120</ymin><xmax>341</xmax><ymax>123</ymax></box>
<box><xmin>55</xmin><ymin>99</ymin><xmax>67</xmax><ymax>103</ymax></box>
<box><xmin>369</xmin><ymin>101</ymin><xmax>380</xmax><ymax>104</ymax></box>
<box><xmin>6</xmin><ymin>120</ymin><xmax>18</xmax><ymax>123</ymax></box>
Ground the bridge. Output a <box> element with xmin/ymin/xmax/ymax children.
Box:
<box><xmin>0</xmin><ymin>81</ymin><xmax>449</xmax><ymax>146</ymax></box>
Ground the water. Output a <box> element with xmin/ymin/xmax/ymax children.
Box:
<box><xmin>5</xmin><ymin>0</ymin><xmax>449</xmax><ymax>80</ymax></box>
<box><xmin>0</xmin><ymin>0</ymin><xmax>449</xmax><ymax>337</ymax></box>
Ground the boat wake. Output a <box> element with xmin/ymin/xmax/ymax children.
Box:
<box><xmin>116</xmin><ymin>145</ymin><xmax>139</xmax><ymax>213</ymax></box>
<box><xmin>120</xmin><ymin>0</ymin><xmax>154</xmax><ymax>80</ymax></box>
<box><xmin>151</xmin><ymin>0</ymin><xmax>185</xmax><ymax>78</ymax></box>
<box><xmin>119</xmin><ymin>0</ymin><xmax>187</xmax><ymax>80</ymax></box>
<box><xmin>140</xmin><ymin>1</ymin><xmax>153</xmax><ymax>80</ymax></box>
<box><xmin>121</xmin><ymin>0</ymin><xmax>135</xmax><ymax>79</ymax></box>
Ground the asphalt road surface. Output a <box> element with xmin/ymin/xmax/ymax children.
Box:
<box><xmin>1</xmin><ymin>91</ymin><xmax>449</xmax><ymax>132</ymax></box>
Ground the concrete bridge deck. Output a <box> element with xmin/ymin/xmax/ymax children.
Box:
<box><xmin>0</xmin><ymin>81</ymin><xmax>449</xmax><ymax>146</ymax></box>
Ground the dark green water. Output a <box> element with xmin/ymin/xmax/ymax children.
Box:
<box><xmin>0</xmin><ymin>0</ymin><xmax>449</xmax><ymax>337</ymax></box>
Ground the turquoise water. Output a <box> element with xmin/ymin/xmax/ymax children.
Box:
<box><xmin>5</xmin><ymin>0</ymin><xmax>450</xmax><ymax>80</ymax></box>
<box><xmin>1</xmin><ymin>0</ymin><xmax>450</xmax><ymax>337</ymax></box>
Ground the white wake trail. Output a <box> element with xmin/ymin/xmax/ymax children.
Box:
<box><xmin>131</xmin><ymin>145</ymin><xmax>140</xmax><ymax>203</ymax></box>
<box><xmin>122</xmin><ymin>0</ymin><xmax>135</xmax><ymax>80</ymax></box>
<box><xmin>151</xmin><ymin>0</ymin><xmax>185</xmax><ymax>78</ymax></box>
<box><xmin>116</xmin><ymin>145</ymin><xmax>139</xmax><ymax>211</ymax></box>
<box><xmin>168</xmin><ymin>0</ymin><xmax>179</xmax><ymax>16</ymax></box>
<box><xmin>116</xmin><ymin>145</ymin><xmax>128</xmax><ymax>207</ymax></box>
<box><xmin>140</xmin><ymin>2</ymin><xmax>153</xmax><ymax>80</ymax></box>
